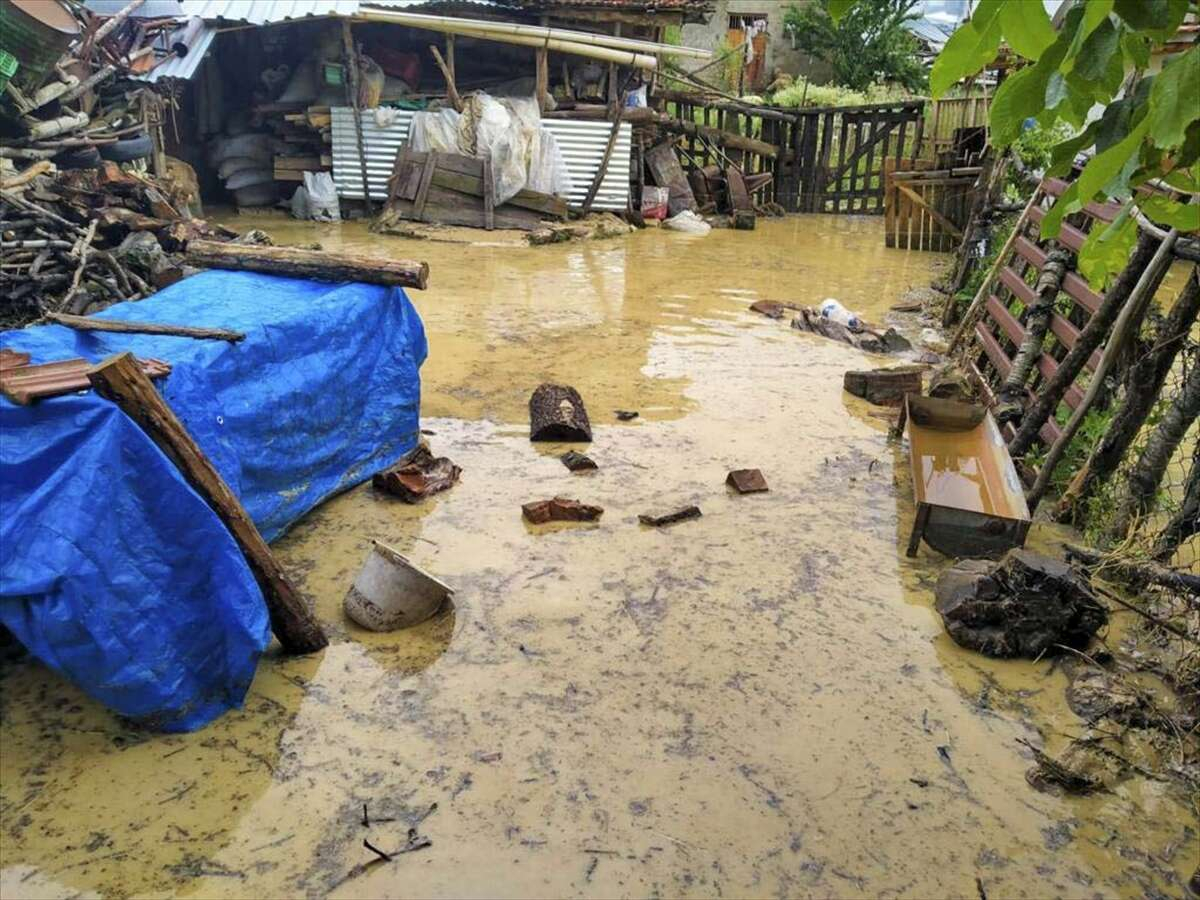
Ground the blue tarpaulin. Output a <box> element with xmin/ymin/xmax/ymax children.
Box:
<box><xmin>0</xmin><ymin>270</ymin><xmax>427</xmax><ymax>730</ymax></box>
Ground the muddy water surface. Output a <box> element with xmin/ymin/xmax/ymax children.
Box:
<box><xmin>2</xmin><ymin>217</ymin><xmax>1194</xmax><ymax>899</ymax></box>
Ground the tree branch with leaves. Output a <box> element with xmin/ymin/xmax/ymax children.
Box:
<box><xmin>831</xmin><ymin>0</ymin><xmax>1199</xmax><ymax>288</ymax></box>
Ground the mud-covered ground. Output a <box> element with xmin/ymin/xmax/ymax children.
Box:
<box><xmin>2</xmin><ymin>216</ymin><xmax>1195</xmax><ymax>899</ymax></box>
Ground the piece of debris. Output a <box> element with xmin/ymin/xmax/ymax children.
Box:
<box><xmin>638</xmin><ymin>506</ymin><xmax>702</xmax><ymax>527</ymax></box>
<box><xmin>529</xmin><ymin>383</ymin><xmax>592</xmax><ymax>442</ymax></box>
<box><xmin>615</xmin><ymin>410</ymin><xmax>639</xmax><ymax>421</ymax></box>
<box><xmin>726</xmin><ymin>469</ymin><xmax>769</xmax><ymax>493</ymax></box>
<box><xmin>934</xmin><ymin>550</ymin><xmax>1107</xmax><ymax>658</ymax></box>
<box><xmin>842</xmin><ymin>366</ymin><xmax>924</xmax><ymax>407</ymax></box>
<box><xmin>344</xmin><ymin>541</ymin><xmax>454</xmax><ymax>632</ymax></box>
<box><xmin>522</xmin><ymin>497</ymin><xmax>604</xmax><ymax>524</ymax></box>
<box><xmin>927</xmin><ymin>365</ymin><xmax>975</xmax><ymax>401</ymax></box>
<box><xmin>749</xmin><ymin>300</ymin><xmax>786</xmax><ymax>319</ymax></box>
<box><xmin>890</xmin><ymin>300</ymin><xmax>924</xmax><ymax>313</ymax></box>
<box><xmin>791</xmin><ymin>308</ymin><xmax>912</xmax><ymax>353</ymax></box>
<box><xmin>1019</xmin><ymin>737</ymin><xmax>1108</xmax><ymax>795</ymax></box>
<box><xmin>373</xmin><ymin>445</ymin><xmax>462</xmax><ymax>503</ymax></box>
<box><xmin>560</xmin><ymin>451</ymin><xmax>598</xmax><ymax>472</ymax></box>
<box><xmin>526</xmin><ymin>214</ymin><xmax>635</xmax><ymax>245</ymax></box>
<box><xmin>1</xmin><ymin>355</ymin><xmax>171</xmax><ymax>405</ymax></box>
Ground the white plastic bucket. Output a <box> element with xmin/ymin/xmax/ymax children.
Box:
<box><xmin>344</xmin><ymin>541</ymin><xmax>454</xmax><ymax>632</ymax></box>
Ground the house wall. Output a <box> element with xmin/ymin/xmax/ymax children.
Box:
<box><xmin>678</xmin><ymin>0</ymin><xmax>830</xmax><ymax>91</ymax></box>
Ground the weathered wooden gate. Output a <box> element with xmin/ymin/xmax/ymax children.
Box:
<box><xmin>884</xmin><ymin>161</ymin><xmax>981</xmax><ymax>251</ymax></box>
<box><xmin>662</xmin><ymin>92</ymin><xmax>925</xmax><ymax>215</ymax></box>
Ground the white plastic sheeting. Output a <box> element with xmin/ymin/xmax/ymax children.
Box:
<box><xmin>331</xmin><ymin>107</ymin><xmax>630</xmax><ymax>211</ymax></box>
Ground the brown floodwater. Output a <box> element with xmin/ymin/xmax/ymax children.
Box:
<box><xmin>2</xmin><ymin>216</ymin><xmax>1194</xmax><ymax>899</ymax></box>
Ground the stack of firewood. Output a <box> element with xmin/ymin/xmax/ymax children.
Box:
<box><xmin>1</xmin><ymin>162</ymin><xmax>236</xmax><ymax>328</ymax></box>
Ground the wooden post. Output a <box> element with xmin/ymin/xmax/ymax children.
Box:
<box><xmin>535</xmin><ymin>46</ymin><xmax>549</xmax><ymax>112</ymax></box>
<box><xmin>342</xmin><ymin>20</ymin><xmax>373</xmax><ymax>214</ymax></box>
<box><xmin>87</xmin><ymin>352</ymin><xmax>328</xmax><ymax>655</ymax></box>
<box><xmin>446</xmin><ymin>33</ymin><xmax>455</xmax><ymax>84</ymax></box>
<box><xmin>607</xmin><ymin>23</ymin><xmax>621</xmax><ymax>118</ymax></box>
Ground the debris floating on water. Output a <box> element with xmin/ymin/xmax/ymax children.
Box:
<box><xmin>560</xmin><ymin>451</ymin><xmax>598</xmax><ymax>472</ymax></box>
<box><xmin>638</xmin><ymin>506</ymin><xmax>702</xmax><ymax>527</ymax></box>
<box><xmin>522</xmin><ymin>497</ymin><xmax>604</xmax><ymax>524</ymax></box>
<box><xmin>615</xmin><ymin>409</ymin><xmax>639</xmax><ymax>421</ymax></box>
<box><xmin>726</xmin><ymin>469</ymin><xmax>768</xmax><ymax>493</ymax></box>
<box><xmin>373</xmin><ymin>445</ymin><xmax>462</xmax><ymax>503</ymax></box>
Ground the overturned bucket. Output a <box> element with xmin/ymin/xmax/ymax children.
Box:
<box><xmin>344</xmin><ymin>541</ymin><xmax>454</xmax><ymax>632</ymax></box>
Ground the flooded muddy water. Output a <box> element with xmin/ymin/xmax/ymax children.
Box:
<box><xmin>2</xmin><ymin>216</ymin><xmax>1194</xmax><ymax>899</ymax></box>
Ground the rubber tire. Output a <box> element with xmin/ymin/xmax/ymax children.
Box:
<box><xmin>99</xmin><ymin>132</ymin><xmax>154</xmax><ymax>163</ymax></box>
<box><xmin>53</xmin><ymin>146</ymin><xmax>103</xmax><ymax>170</ymax></box>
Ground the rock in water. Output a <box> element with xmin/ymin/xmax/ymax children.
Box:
<box><xmin>529</xmin><ymin>383</ymin><xmax>592</xmax><ymax>442</ymax></box>
<box><xmin>934</xmin><ymin>550</ymin><xmax>1106</xmax><ymax>658</ymax></box>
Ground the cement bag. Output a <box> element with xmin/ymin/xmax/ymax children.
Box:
<box><xmin>663</xmin><ymin>209</ymin><xmax>711</xmax><ymax>235</ymax></box>
<box><xmin>291</xmin><ymin>172</ymin><xmax>340</xmax><ymax>221</ymax></box>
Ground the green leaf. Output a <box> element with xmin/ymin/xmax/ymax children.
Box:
<box><xmin>1047</xmin><ymin>122</ymin><xmax>1099</xmax><ymax>176</ymax></box>
<box><xmin>930</xmin><ymin>0</ymin><xmax>1004</xmax><ymax>98</ymax></box>
<box><xmin>1077</xmin><ymin>115</ymin><xmax>1150</xmax><ymax>200</ymax></box>
<box><xmin>1081</xmin><ymin>0</ymin><xmax>1116</xmax><ymax>38</ymax></box>
<box><xmin>990</xmin><ymin>66</ymin><xmax>1045</xmax><ymax>146</ymax></box>
<box><xmin>1140</xmin><ymin>195</ymin><xmax>1200</xmax><ymax>231</ymax></box>
<box><xmin>1147</xmin><ymin>46</ymin><xmax>1200</xmax><ymax>148</ymax></box>
<box><xmin>1113</xmin><ymin>0</ymin><xmax>1183</xmax><ymax>30</ymax></box>
<box><xmin>826</xmin><ymin>0</ymin><xmax>857</xmax><ymax>23</ymax></box>
<box><xmin>1040</xmin><ymin>181</ymin><xmax>1082</xmax><ymax>238</ymax></box>
<box><xmin>1120</xmin><ymin>30</ymin><xmax>1151</xmax><ymax>70</ymax></box>
<box><xmin>998</xmin><ymin>0</ymin><xmax>1057</xmax><ymax>60</ymax></box>
<box><xmin>1078</xmin><ymin>206</ymin><xmax>1137</xmax><ymax>290</ymax></box>
<box><xmin>1071</xmin><ymin>18</ymin><xmax>1120</xmax><ymax>85</ymax></box>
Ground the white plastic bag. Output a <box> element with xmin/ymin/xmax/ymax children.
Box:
<box><xmin>663</xmin><ymin>209</ymin><xmax>711</xmax><ymax>235</ymax></box>
<box><xmin>291</xmin><ymin>171</ymin><xmax>340</xmax><ymax>221</ymax></box>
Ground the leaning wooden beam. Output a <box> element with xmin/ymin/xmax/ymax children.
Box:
<box><xmin>429</xmin><ymin>45</ymin><xmax>463</xmax><ymax>113</ymax></box>
<box><xmin>87</xmin><ymin>352</ymin><xmax>328</xmax><ymax>655</ymax></box>
<box><xmin>581</xmin><ymin>106</ymin><xmax>624</xmax><ymax>215</ymax></box>
<box><xmin>1064</xmin><ymin>544</ymin><xmax>1200</xmax><ymax>604</ymax></box>
<box><xmin>47</xmin><ymin>312</ymin><xmax>246</xmax><ymax>343</ymax></box>
<box><xmin>658</xmin><ymin>119</ymin><xmax>779</xmax><ymax>159</ymax></box>
<box><xmin>342</xmin><ymin>20</ymin><xmax>373</xmax><ymax>214</ymax></box>
<box><xmin>185</xmin><ymin>240</ymin><xmax>430</xmax><ymax>290</ymax></box>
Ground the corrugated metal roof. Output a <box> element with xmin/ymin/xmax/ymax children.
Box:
<box><xmin>178</xmin><ymin>0</ymin><xmax>496</xmax><ymax>25</ymax></box>
<box><xmin>131</xmin><ymin>18</ymin><xmax>217</xmax><ymax>82</ymax></box>
<box><xmin>330</xmin><ymin>107</ymin><xmax>630</xmax><ymax>211</ymax></box>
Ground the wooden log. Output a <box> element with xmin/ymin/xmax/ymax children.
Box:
<box><xmin>658</xmin><ymin>118</ymin><xmax>779</xmax><ymax>159</ymax></box>
<box><xmin>47</xmin><ymin>312</ymin><xmax>246</xmax><ymax>342</ymax></box>
<box><xmin>843</xmin><ymin>365</ymin><xmax>924</xmax><ymax>406</ymax></box>
<box><xmin>87</xmin><ymin>352</ymin><xmax>328</xmax><ymax>654</ymax></box>
<box><xmin>1</xmin><ymin>160</ymin><xmax>53</xmax><ymax>190</ymax></box>
<box><xmin>185</xmin><ymin>240</ymin><xmax>429</xmax><ymax>289</ymax></box>
<box><xmin>529</xmin><ymin>383</ymin><xmax>592</xmax><ymax>442</ymax></box>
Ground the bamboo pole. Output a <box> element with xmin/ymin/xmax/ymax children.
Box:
<box><xmin>355</xmin><ymin>11</ymin><xmax>659</xmax><ymax>69</ymax></box>
<box><xmin>354</xmin><ymin>8</ymin><xmax>711</xmax><ymax>58</ymax></box>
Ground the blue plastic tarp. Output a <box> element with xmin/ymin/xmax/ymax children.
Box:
<box><xmin>0</xmin><ymin>271</ymin><xmax>427</xmax><ymax>730</ymax></box>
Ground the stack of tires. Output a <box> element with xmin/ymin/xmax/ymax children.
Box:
<box><xmin>209</xmin><ymin>133</ymin><xmax>283</xmax><ymax>208</ymax></box>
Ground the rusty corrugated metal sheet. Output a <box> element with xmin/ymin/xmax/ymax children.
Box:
<box><xmin>331</xmin><ymin>107</ymin><xmax>630</xmax><ymax>210</ymax></box>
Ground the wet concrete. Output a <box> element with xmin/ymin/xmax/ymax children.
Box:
<box><xmin>2</xmin><ymin>216</ymin><xmax>1194</xmax><ymax>899</ymax></box>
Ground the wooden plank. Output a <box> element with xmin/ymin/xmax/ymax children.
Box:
<box><xmin>482</xmin><ymin>156</ymin><xmax>494</xmax><ymax>231</ymax></box>
<box><xmin>986</xmin><ymin>294</ymin><xmax>1025</xmax><ymax>346</ymax></box>
<box><xmin>998</xmin><ymin>265</ymin><xmax>1036</xmax><ymax>306</ymax></box>
<box><xmin>45</xmin><ymin>312</ymin><xmax>244</xmax><ymax>343</ymax></box>
<box><xmin>645</xmin><ymin>141</ymin><xmax>697</xmax><ymax>216</ymax></box>
<box><xmin>894</xmin><ymin>181</ymin><xmax>963</xmax><ymax>238</ymax></box>
<box><xmin>87</xmin><ymin>352</ymin><xmax>328</xmax><ymax>655</ymax></box>
<box><xmin>413</xmin><ymin>150</ymin><xmax>438</xmax><ymax>222</ymax></box>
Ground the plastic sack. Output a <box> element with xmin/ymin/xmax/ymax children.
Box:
<box><xmin>291</xmin><ymin>171</ymin><xmax>340</xmax><ymax>221</ymax></box>
<box><xmin>663</xmin><ymin>209</ymin><xmax>712</xmax><ymax>235</ymax></box>
<box><xmin>527</xmin><ymin>129</ymin><xmax>573</xmax><ymax>198</ymax></box>
<box><xmin>625</xmin><ymin>85</ymin><xmax>648</xmax><ymax>108</ymax></box>
<box><xmin>641</xmin><ymin>186</ymin><xmax>669</xmax><ymax>220</ymax></box>
<box><xmin>408</xmin><ymin>108</ymin><xmax>463</xmax><ymax>154</ymax></box>
<box><xmin>358</xmin><ymin>54</ymin><xmax>384</xmax><ymax>109</ymax></box>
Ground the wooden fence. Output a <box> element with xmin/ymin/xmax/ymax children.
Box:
<box><xmin>920</xmin><ymin>94</ymin><xmax>991</xmax><ymax>164</ymax></box>
<box><xmin>662</xmin><ymin>92</ymin><xmax>925</xmax><ymax>215</ymax></box>
<box><xmin>884</xmin><ymin>161</ymin><xmax>981</xmax><ymax>251</ymax></box>
<box><xmin>968</xmin><ymin>177</ymin><xmax>1122</xmax><ymax>450</ymax></box>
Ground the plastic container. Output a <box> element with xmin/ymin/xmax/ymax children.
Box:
<box><xmin>819</xmin><ymin>298</ymin><xmax>861</xmax><ymax>331</ymax></box>
<box><xmin>0</xmin><ymin>50</ymin><xmax>17</xmax><ymax>93</ymax></box>
<box><xmin>344</xmin><ymin>541</ymin><xmax>454</xmax><ymax>632</ymax></box>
